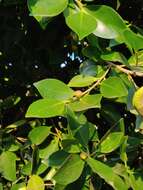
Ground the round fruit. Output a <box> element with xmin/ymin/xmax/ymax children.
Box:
<box><xmin>132</xmin><ymin>87</ymin><xmax>143</xmax><ymax>116</ymax></box>
<box><xmin>73</xmin><ymin>90</ymin><xmax>83</xmax><ymax>98</ymax></box>
<box><xmin>80</xmin><ymin>152</ymin><xmax>88</xmax><ymax>160</ymax></box>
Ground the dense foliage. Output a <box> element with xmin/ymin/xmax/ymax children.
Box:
<box><xmin>1</xmin><ymin>0</ymin><xmax>143</xmax><ymax>189</ymax></box>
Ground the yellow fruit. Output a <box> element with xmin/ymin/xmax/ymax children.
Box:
<box><xmin>132</xmin><ymin>87</ymin><xmax>143</xmax><ymax>116</ymax></box>
<box><xmin>73</xmin><ymin>90</ymin><xmax>83</xmax><ymax>98</ymax></box>
<box><xmin>80</xmin><ymin>152</ymin><xmax>88</xmax><ymax>160</ymax></box>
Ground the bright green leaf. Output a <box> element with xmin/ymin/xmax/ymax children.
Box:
<box><xmin>53</xmin><ymin>154</ymin><xmax>85</xmax><ymax>185</ymax></box>
<box><xmin>11</xmin><ymin>183</ymin><xmax>26</xmax><ymax>190</ymax></box>
<box><xmin>28</xmin><ymin>0</ymin><xmax>68</xmax><ymax>18</ymax></box>
<box><xmin>27</xmin><ymin>175</ymin><xmax>45</xmax><ymax>190</ymax></box>
<box><xmin>87</xmin><ymin>157</ymin><xmax>128</xmax><ymax>190</ymax></box>
<box><xmin>70</xmin><ymin>94</ymin><xmax>102</xmax><ymax>112</ymax></box>
<box><xmin>26</xmin><ymin>99</ymin><xmax>65</xmax><ymax>118</ymax></box>
<box><xmin>28</xmin><ymin>126</ymin><xmax>51</xmax><ymax>145</ymax></box>
<box><xmin>99</xmin><ymin>132</ymin><xmax>124</xmax><ymax>153</ymax></box>
<box><xmin>34</xmin><ymin>79</ymin><xmax>74</xmax><ymax>100</ymax></box>
<box><xmin>64</xmin><ymin>7</ymin><xmax>97</xmax><ymax>40</ymax></box>
<box><xmin>87</xmin><ymin>5</ymin><xmax>126</xmax><ymax>39</ymax></box>
<box><xmin>0</xmin><ymin>151</ymin><xmax>16</xmax><ymax>181</ymax></box>
<box><xmin>100</xmin><ymin>76</ymin><xmax>128</xmax><ymax>98</ymax></box>
<box><xmin>68</xmin><ymin>75</ymin><xmax>97</xmax><ymax>87</ymax></box>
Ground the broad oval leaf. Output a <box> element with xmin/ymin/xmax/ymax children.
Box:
<box><xmin>70</xmin><ymin>94</ymin><xmax>102</xmax><ymax>112</ymax></box>
<box><xmin>53</xmin><ymin>154</ymin><xmax>85</xmax><ymax>185</ymax></box>
<box><xmin>64</xmin><ymin>7</ymin><xmax>97</xmax><ymax>40</ymax></box>
<box><xmin>26</xmin><ymin>99</ymin><xmax>65</xmax><ymax>118</ymax></box>
<box><xmin>87</xmin><ymin>5</ymin><xmax>126</xmax><ymax>39</ymax></box>
<box><xmin>99</xmin><ymin>132</ymin><xmax>124</xmax><ymax>153</ymax></box>
<box><xmin>28</xmin><ymin>126</ymin><xmax>51</xmax><ymax>145</ymax></box>
<box><xmin>34</xmin><ymin>79</ymin><xmax>74</xmax><ymax>100</ymax></box>
<box><xmin>100</xmin><ymin>76</ymin><xmax>128</xmax><ymax>98</ymax></box>
<box><xmin>27</xmin><ymin>175</ymin><xmax>45</xmax><ymax>190</ymax></box>
<box><xmin>28</xmin><ymin>0</ymin><xmax>68</xmax><ymax>17</ymax></box>
<box><xmin>68</xmin><ymin>75</ymin><xmax>97</xmax><ymax>87</ymax></box>
<box><xmin>0</xmin><ymin>151</ymin><xmax>16</xmax><ymax>181</ymax></box>
<box><xmin>87</xmin><ymin>157</ymin><xmax>128</xmax><ymax>190</ymax></box>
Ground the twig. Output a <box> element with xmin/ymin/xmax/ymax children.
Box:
<box><xmin>107</xmin><ymin>62</ymin><xmax>143</xmax><ymax>77</ymax></box>
<box><xmin>81</xmin><ymin>67</ymin><xmax>111</xmax><ymax>97</ymax></box>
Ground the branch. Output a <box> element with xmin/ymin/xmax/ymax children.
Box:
<box><xmin>107</xmin><ymin>62</ymin><xmax>143</xmax><ymax>77</ymax></box>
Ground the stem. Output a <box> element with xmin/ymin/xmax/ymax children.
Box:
<box><xmin>81</xmin><ymin>67</ymin><xmax>110</xmax><ymax>97</ymax></box>
<box><xmin>107</xmin><ymin>62</ymin><xmax>143</xmax><ymax>77</ymax></box>
<box><xmin>75</xmin><ymin>0</ymin><xmax>83</xmax><ymax>9</ymax></box>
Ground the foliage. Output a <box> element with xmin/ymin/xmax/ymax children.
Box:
<box><xmin>1</xmin><ymin>0</ymin><xmax>143</xmax><ymax>189</ymax></box>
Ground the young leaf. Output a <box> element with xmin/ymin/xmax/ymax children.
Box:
<box><xmin>26</xmin><ymin>99</ymin><xmax>65</xmax><ymax>118</ymax></box>
<box><xmin>11</xmin><ymin>183</ymin><xmax>26</xmax><ymax>190</ymax></box>
<box><xmin>28</xmin><ymin>126</ymin><xmax>51</xmax><ymax>145</ymax></box>
<box><xmin>28</xmin><ymin>0</ymin><xmax>68</xmax><ymax>18</ymax></box>
<box><xmin>64</xmin><ymin>7</ymin><xmax>97</xmax><ymax>40</ymax></box>
<box><xmin>27</xmin><ymin>175</ymin><xmax>45</xmax><ymax>190</ymax></box>
<box><xmin>87</xmin><ymin>157</ymin><xmax>128</xmax><ymax>190</ymax></box>
<box><xmin>69</xmin><ymin>94</ymin><xmax>102</xmax><ymax>112</ymax></box>
<box><xmin>53</xmin><ymin>154</ymin><xmax>85</xmax><ymax>185</ymax></box>
<box><xmin>0</xmin><ymin>151</ymin><xmax>17</xmax><ymax>181</ymax></box>
<box><xmin>34</xmin><ymin>79</ymin><xmax>74</xmax><ymax>100</ymax></box>
<box><xmin>100</xmin><ymin>76</ymin><xmax>128</xmax><ymax>98</ymax></box>
<box><xmin>68</xmin><ymin>75</ymin><xmax>97</xmax><ymax>87</ymax></box>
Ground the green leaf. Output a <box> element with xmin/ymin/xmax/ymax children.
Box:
<box><xmin>62</xmin><ymin>139</ymin><xmax>81</xmax><ymax>153</ymax></box>
<box><xmin>0</xmin><ymin>184</ymin><xmax>2</xmax><ymax>190</ymax></box>
<box><xmin>26</xmin><ymin>99</ymin><xmax>65</xmax><ymax>118</ymax></box>
<box><xmin>28</xmin><ymin>0</ymin><xmax>68</xmax><ymax>18</ymax></box>
<box><xmin>99</xmin><ymin>132</ymin><xmax>124</xmax><ymax>153</ymax></box>
<box><xmin>48</xmin><ymin>150</ymin><xmax>69</xmax><ymax>166</ymax></box>
<box><xmin>28</xmin><ymin>126</ymin><xmax>51</xmax><ymax>145</ymax></box>
<box><xmin>123</xmin><ymin>29</ymin><xmax>143</xmax><ymax>51</ymax></box>
<box><xmin>64</xmin><ymin>7</ymin><xmax>97</xmax><ymax>40</ymax></box>
<box><xmin>87</xmin><ymin>157</ymin><xmax>128</xmax><ymax>190</ymax></box>
<box><xmin>100</xmin><ymin>76</ymin><xmax>128</xmax><ymax>98</ymax></box>
<box><xmin>27</xmin><ymin>175</ymin><xmax>45</xmax><ymax>190</ymax></box>
<box><xmin>68</xmin><ymin>75</ymin><xmax>97</xmax><ymax>87</ymax></box>
<box><xmin>39</xmin><ymin>138</ymin><xmax>59</xmax><ymax>159</ymax></box>
<box><xmin>11</xmin><ymin>183</ymin><xmax>26</xmax><ymax>190</ymax></box>
<box><xmin>53</xmin><ymin>154</ymin><xmax>85</xmax><ymax>185</ymax></box>
<box><xmin>0</xmin><ymin>151</ymin><xmax>16</xmax><ymax>181</ymax></box>
<box><xmin>82</xmin><ymin>46</ymin><xmax>101</xmax><ymax>62</ymax></box>
<box><xmin>70</xmin><ymin>94</ymin><xmax>102</xmax><ymax>112</ymax></box>
<box><xmin>87</xmin><ymin>5</ymin><xmax>126</xmax><ymax>39</ymax></box>
<box><xmin>101</xmin><ymin>51</ymin><xmax>128</xmax><ymax>66</ymax></box>
<box><xmin>34</xmin><ymin>79</ymin><xmax>74</xmax><ymax>100</ymax></box>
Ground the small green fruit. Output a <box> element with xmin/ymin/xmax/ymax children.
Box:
<box><xmin>133</xmin><ymin>87</ymin><xmax>143</xmax><ymax>116</ymax></box>
<box><xmin>80</xmin><ymin>152</ymin><xmax>88</xmax><ymax>160</ymax></box>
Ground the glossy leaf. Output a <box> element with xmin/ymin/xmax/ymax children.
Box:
<box><xmin>26</xmin><ymin>99</ymin><xmax>65</xmax><ymax>118</ymax></box>
<box><xmin>28</xmin><ymin>0</ymin><xmax>68</xmax><ymax>18</ymax></box>
<box><xmin>80</xmin><ymin>59</ymin><xmax>98</xmax><ymax>77</ymax></box>
<box><xmin>64</xmin><ymin>7</ymin><xmax>97</xmax><ymax>40</ymax></box>
<box><xmin>68</xmin><ymin>75</ymin><xmax>97</xmax><ymax>87</ymax></box>
<box><xmin>0</xmin><ymin>151</ymin><xmax>16</xmax><ymax>181</ymax></box>
<box><xmin>87</xmin><ymin>5</ymin><xmax>126</xmax><ymax>39</ymax></box>
<box><xmin>100</xmin><ymin>76</ymin><xmax>128</xmax><ymax>98</ymax></box>
<box><xmin>87</xmin><ymin>157</ymin><xmax>128</xmax><ymax>190</ymax></box>
<box><xmin>62</xmin><ymin>139</ymin><xmax>81</xmax><ymax>153</ymax></box>
<box><xmin>99</xmin><ymin>132</ymin><xmax>124</xmax><ymax>153</ymax></box>
<box><xmin>34</xmin><ymin>79</ymin><xmax>74</xmax><ymax>100</ymax></box>
<box><xmin>69</xmin><ymin>94</ymin><xmax>102</xmax><ymax>112</ymax></box>
<box><xmin>27</xmin><ymin>175</ymin><xmax>45</xmax><ymax>190</ymax></box>
<box><xmin>53</xmin><ymin>154</ymin><xmax>85</xmax><ymax>185</ymax></box>
<box><xmin>28</xmin><ymin>126</ymin><xmax>51</xmax><ymax>145</ymax></box>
